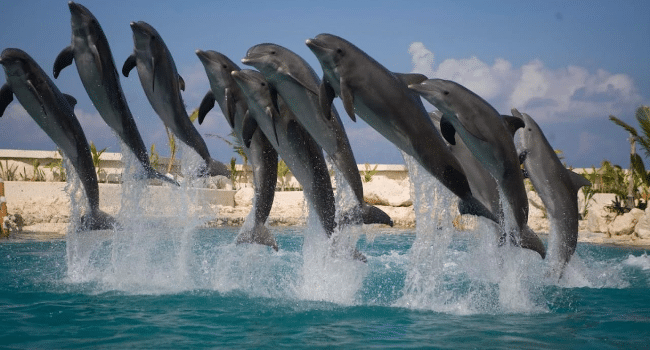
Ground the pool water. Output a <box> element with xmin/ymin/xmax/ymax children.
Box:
<box><xmin>1</xmin><ymin>226</ymin><xmax>649</xmax><ymax>349</ymax></box>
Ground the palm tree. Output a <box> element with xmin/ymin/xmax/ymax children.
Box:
<box><xmin>609</xmin><ymin>106</ymin><xmax>650</xmax><ymax>208</ymax></box>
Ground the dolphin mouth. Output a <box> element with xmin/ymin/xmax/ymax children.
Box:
<box><xmin>241</xmin><ymin>54</ymin><xmax>264</xmax><ymax>65</ymax></box>
<box><xmin>195</xmin><ymin>50</ymin><xmax>210</xmax><ymax>63</ymax></box>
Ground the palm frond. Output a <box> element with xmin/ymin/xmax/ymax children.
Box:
<box><xmin>635</xmin><ymin>106</ymin><xmax>650</xmax><ymax>158</ymax></box>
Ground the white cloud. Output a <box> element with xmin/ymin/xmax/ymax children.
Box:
<box><xmin>409</xmin><ymin>42</ymin><xmax>644</xmax><ymax>122</ymax></box>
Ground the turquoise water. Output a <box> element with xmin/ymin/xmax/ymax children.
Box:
<box><xmin>1</xmin><ymin>226</ymin><xmax>649</xmax><ymax>349</ymax></box>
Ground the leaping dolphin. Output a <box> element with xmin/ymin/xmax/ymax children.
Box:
<box><xmin>429</xmin><ymin>111</ymin><xmax>546</xmax><ymax>258</ymax></box>
<box><xmin>409</xmin><ymin>79</ymin><xmax>530</xmax><ymax>249</ymax></box>
<box><xmin>53</xmin><ymin>2</ymin><xmax>177</xmax><ymax>186</ymax></box>
<box><xmin>195</xmin><ymin>50</ymin><xmax>279</xmax><ymax>251</ymax></box>
<box><xmin>305</xmin><ymin>33</ymin><xmax>496</xmax><ymax>222</ymax></box>
<box><xmin>0</xmin><ymin>48</ymin><xmax>116</xmax><ymax>230</ymax></box>
<box><xmin>122</xmin><ymin>21</ymin><xmax>229</xmax><ymax>177</ymax></box>
<box><xmin>241</xmin><ymin>43</ymin><xmax>393</xmax><ymax>227</ymax></box>
<box><xmin>514</xmin><ymin>109</ymin><xmax>591</xmax><ymax>277</ymax></box>
<box><xmin>231</xmin><ymin>69</ymin><xmax>366</xmax><ymax>262</ymax></box>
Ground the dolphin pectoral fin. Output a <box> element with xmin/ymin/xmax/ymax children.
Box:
<box><xmin>63</xmin><ymin>94</ymin><xmax>78</xmax><ymax>108</ymax></box>
<box><xmin>224</xmin><ymin>88</ymin><xmax>236</xmax><ymax>128</ymax></box>
<box><xmin>122</xmin><ymin>54</ymin><xmax>136</xmax><ymax>77</ymax></box>
<box><xmin>89</xmin><ymin>43</ymin><xmax>103</xmax><ymax>78</ymax></box>
<box><xmin>242</xmin><ymin>110</ymin><xmax>258</xmax><ymax>148</ymax></box>
<box><xmin>568</xmin><ymin>170</ymin><xmax>592</xmax><ymax>193</ymax></box>
<box><xmin>319</xmin><ymin>79</ymin><xmax>335</xmax><ymax>120</ymax></box>
<box><xmin>393</xmin><ymin>72</ymin><xmax>428</xmax><ymax>86</ymax></box>
<box><xmin>458</xmin><ymin>197</ymin><xmax>499</xmax><ymax>223</ymax></box>
<box><xmin>439</xmin><ymin>114</ymin><xmax>457</xmax><ymax>145</ymax></box>
<box><xmin>0</xmin><ymin>84</ymin><xmax>14</xmax><ymax>117</ymax></box>
<box><xmin>53</xmin><ymin>46</ymin><xmax>74</xmax><ymax>79</ymax></box>
<box><xmin>340</xmin><ymin>80</ymin><xmax>356</xmax><ymax>122</ymax></box>
<box><xmin>520</xmin><ymin>225</ymin><xmax>547</xmax><ymax>259</ymax></box>
<box><xmin>286</xmin><ymin>71</ymin><xmax>319</xmax><ymax>96</ymax></box>
<box><xmin>178</xmin><ymin>75</ymin><xmax>185</xmax><ymax>91</ymax></box>
<box><xmin>198</xmin><ymin>90</ymin><xmax>215</xmax><ymax>125</ymax></box>
<box><xmin>502</xmin><ymin>115</ymin><xmax>525</xmax><ymax>137</ymax></box>
<box><xmin>25</xmin><ymin>79</ymin><xmax>47</xmax><ymax>116</ymax></box>
<box><xmin>362</xmin><ymin>203</ymin><xmax>394</xmax><ymax>227</ymax></box>
<box><xmin>265</xmin><ymin>106</ymin><xmax>280</xmax><ymax>147</ymax></box>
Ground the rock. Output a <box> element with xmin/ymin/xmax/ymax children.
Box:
<box><xmin>234</xmin><ymin>187</ymin><xmax>254</xmax><ymax>207</ymax></box>
<box><xmin>607</xmin><ymin>208</ymin><xmax>644</xmax><ymax>236</ymax></box>
<box><xmin>363</xmin><ymin>177</ymin><xmax>412</xmax><ymax>207</ymax></box>
<box><xmin>634</xmin><ymin>207</ymin><xmax>650</xmax><ymax>239</ymax></box>
<box><xmin>585</xmin><ymin>193</ymin><xmax>618</xmax><ymax>233</ymax></box>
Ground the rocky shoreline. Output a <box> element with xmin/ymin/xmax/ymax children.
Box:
<box><xmin>2</xmin><ymin>177</ymin><xmax>650</xmax><ymax>249</ymax></box>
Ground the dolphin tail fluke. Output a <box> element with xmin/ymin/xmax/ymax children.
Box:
<box><xmin>203</xmin><ymin>158</ymin><xmax>231</xmax><ymax>178</ymax></box>
<box><xmin>79</xmin><ymin>210</ymin><xmax>119</xmax><ymax>231</ymax></box>
<box><xmin>235</xmin><ymin>224</ymin><xmax>279</xmax><ymax>251</ymax></box>
<box><xmin>146</xmin><ymin>168</ymin><xmax>180</xmax><ymax>186</ymax></box>
<box><xmin>520</xmin><ymin>225</ymin><xmax>547</xmax><ymax>259</ymax></box>
<box><xmin>361</xmin><ymin>203</ymin><xmax>394</xmax><ymax>226</ymax></box>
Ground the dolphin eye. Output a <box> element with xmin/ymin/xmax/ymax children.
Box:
<box><xmin>337</xmin><ymin>48</ymin><xmax>343</xmax><ymax>54</ymax></box>
<box><xmin>270</xmin><ymin>50</ymin><xmax>276</xmax><ymax>55</ymax></box>
<box><xmin>528</xmin><ymin>128</ymin><xmax>532</xmax><ymax>131</ymax></box>
<box><xmin>443</xmin><ymin>91</ymin><xmax>450</xmax><ymax>95</ymax></box>
<box><xmin>261</xmin><ymin>82</ymin><xmax>266</xmax><ymax>86</ymax></box>
<box><xmin>222</xmin><ymin>64</ymin><xmax>228</xmax><ymax>69</ymax></box>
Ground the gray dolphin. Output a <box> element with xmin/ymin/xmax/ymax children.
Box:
<box><xmin>305</xmin><ymin>34</ymin><xmax>495</xmax><ymax>222</ymax></box>
<box><xmin>0</xmin><ymin>48</ymin><xmax>116</xmax><ymax>230</ymax></box>
<box><xmin>429</xmin><ymin>111</ymin><xmax>546</xmax><ymax>258</ymax></box>
<box><xmin>410</xmin><ymin>79</ymin><xmax>529</xmax><ymax>247</ymax></box>
<box><xmin>514</xmin><ymin>109</ymin><xmax>590</xmax><ymax>276</ymax></box>
<box><xmin>231</xmin><ymin>69</ymin><xmax>367</xmax><ymax>262</ymax></box>
<box><xmin>122</xmin><ymin>21</ymin><xmax>229</xmax><ymax>177</ymax></box>
<box><xmin>195</xmin><ymin>50</ymin><xmax>279</xmax><ymax>251</ymax></box>
<box><xmin>241</xmin><ymin>43</ymin><xmax>392</xmax><ymax>227</ymax></box>
<box><xmin>53</xmin><ymin>2</ymin><xmax>177</xmax><ymax>186</ymax></box>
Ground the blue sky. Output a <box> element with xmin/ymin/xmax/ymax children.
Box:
<box><xmin>1</xmin><ymin>0</ymin><xmax>649</xmax><ymax>169</ymax></box>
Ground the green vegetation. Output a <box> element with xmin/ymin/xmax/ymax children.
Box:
<box><xmin>0</xmin><ymin>160</ymin><xmax>18</xmax><ymax>181</ymax></box>
<box><xmin>604</xmin><ymin>105</ymin><xmax>650</xmax><ymax>214</ymax></box>
<box><xmin>44</xmin><ymin>149</ymin><xmax>66</xmax><ymax>182</ymax></box>
<box><xmin>361</xmin><ymin>163</ymin><xmax>378</xmax><ymax>183</ymax></box>
<box><xmin>90</xmin><ymin>142</ymin><xmax>108</xmax><ymax>181</ymax></box>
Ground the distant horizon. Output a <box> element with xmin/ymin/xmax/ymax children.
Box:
<box><xmin>1</xmin><ymin>1</ymin><xmax>649</xmax><ymax>169</ymax></box>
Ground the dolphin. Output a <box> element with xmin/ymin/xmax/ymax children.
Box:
<box><xmin>231</xmin><ymin>69</ymin><xmax>366</xmax><ymax>262</ymax></box>
<box><xmin>429</xmin><ymin>111</ymin><xmax>546</xmax><ymax>258</ymax></box>
<box><xmin>122</xmin><ymin>21</ymin><xmax>229</xmax><ymax>177</ymax></box>
<box><xmin>409</xmin><ymin>78</ymin><xmax>529</xmax><ymax>247</ymax></box>
<box><xmin>514</xmin><ymin>109</ymin><xmax>591</xmax><ymax>276</ymax></box>
<box><xmin>305</xmin><ymin>33</ymin><xmax>496</xmax><ymax>222</ymax></box>
<box><xmin>241</xmin><ymin>43</ymin><xmax>392</xmax><ymax>227</ymax></box>
<box><xmin>53</xmin><ymin>2</ymin><xmax>177</xmax><ymax>186</ymax></box>
<box><xmin>195</xmin><ymin>50</ymin><xmax>279</xmax><ymax>251</ymax></box>
<box><xmin>0</xmin><ymin>48</ymin><xmax>116</xmax><ymax>230</ymax></box>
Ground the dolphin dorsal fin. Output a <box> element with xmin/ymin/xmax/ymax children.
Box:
<box><xmin>63</xmin><ymin>94</ymin><xmax>78</xmax><ymax>108</ymax></box>
<box><xmin>198</xmin><ymin>90</ymin><xmax>215</xmax><ymax>125</ymax></box>
<box><xmin>178</xmin><ymin>75</ymin><xmax>185</xmax><ymax>91</ymax></box>
<box><xmin>568</xmin><ymin>170</ymin><xmax>592</xmax><ymax>194</ymax></box>
<box><xmin>122</xmin><ymin>54</ymin><xmax>137</xmax><ymax>77</ymax></box>
<box><xmin>53</xmin><ymin>46</ymin><xmax>74</xmax><ymax>79</ymax></box>
<box><xmin>502</xmin><ymin>115</ymin><xmax>525</xmax><ymax>137</ymax></box>
<box><xmin>393</xmin><ymin>72</ymin><xmax>428</xmax><ymax>86</ymax></box>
